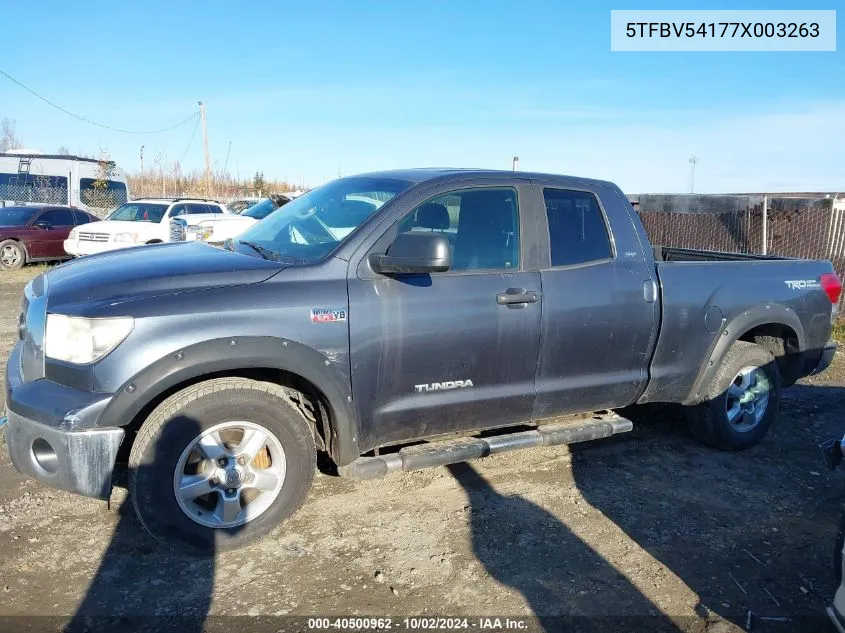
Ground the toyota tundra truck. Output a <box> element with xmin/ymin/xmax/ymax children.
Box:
<box><xmin>3</xmin><ymin>169</ymin><xmax>840</xmax><ymax>551</ymax></box>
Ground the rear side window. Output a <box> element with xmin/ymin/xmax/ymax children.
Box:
<box><xmin>185</xmin><ymin>203</ymin><xmax>216</xmax><ymax>215</ymax></box>
<box><xmin>543</xmin><ymin>189</ymin><xmax>612</xmax><ymax>267</ymax></box>
<box><xmin>72</xmin><ymin>210</ymin><xmax>91</xmax><ymax>225</ymax></box>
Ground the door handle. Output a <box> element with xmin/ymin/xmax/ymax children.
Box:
<box><xmin>496</xmin><ymin>288</ymin><xmax>540</xmax><ymax>305</ymax></box>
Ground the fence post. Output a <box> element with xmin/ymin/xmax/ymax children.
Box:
<box><xmin>762</xmin><ymin>194</ymin><xmax>768</xmax><ymax>255</ymax></box>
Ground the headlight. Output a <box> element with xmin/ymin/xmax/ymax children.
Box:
<box><xmin>114</xmin><ymin>232</ymin><xmax>139</xmax><ymax>243</ymax></box>
<box><xmin>186</xmin><ymin>225</ymin><xmax>203</xmax><ymax>234</ymax></box>
<box><xmin>200</xmin><ymin>227</ymin><xmax>214</xmax><ymax>241</ymax></box>
<box><xmin>45</xmin><ymin>314</ymin><xmax>134</xmax><ymax>364</ymax></box>
<box><xmin>68</xmin><ymin>228</ymin><xmax>78</xmax><ymax>240</ymax></box>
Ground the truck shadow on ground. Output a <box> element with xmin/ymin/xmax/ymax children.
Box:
<box><xmin>65</xmin><ymin>417</ymin><xmax>220</xmax><ymax>633</ymax></box>
<box><xmin>571</xmin><ymin>383</ymin><xmax>845</xmax><ymax>633</ymax></box>
<box><xmin>447</xmin><ymin>462</ymin><xmax>682</xmax><ymax>632</ymax></box>
<box><xmin>449</xmin><ymin>377</ymin><xmax>845</xmax><ymax>632</ymax></box>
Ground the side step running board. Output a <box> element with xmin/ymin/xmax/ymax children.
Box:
<box><xmin>338</xmin><ymin>414</ymin><xmax>633</xmax><ymax>481</ymax></box>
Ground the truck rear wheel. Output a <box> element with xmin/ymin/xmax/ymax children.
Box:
<box><xmin>128</xmin><ymin>378</ymin><xmax>316</xmax><ymax>552</ymax></box>
<box><xmin>687</xmin><ymin>341</ymin><xmax>780</xmax><ymax>451</ymax></box>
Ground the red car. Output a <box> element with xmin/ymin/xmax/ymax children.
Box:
<box><xmin>0</xmin><ymin>205</ymin><xmax>100</xmax><ymax>270</ymax></box>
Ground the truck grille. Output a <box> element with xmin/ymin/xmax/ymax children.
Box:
<box><xmin>20</xmin><ymin>276</ymin><xmax>47</xmax><ymax>382</ymax></box>
<box><xmin>78</xmin><ymin>232</ymin><xmax>110</xmax><ymax>243</ymax></box>
<box><xmin>169</xmin><ymin>218</ymin><xmax>187</xmax><ymax>242</ymax></box>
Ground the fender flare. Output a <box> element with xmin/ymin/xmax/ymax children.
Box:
<box><xmin>683</xmin><ymin>304</ymin><xmax>805</xmax><ymax>405</ymax></box>
<box><xmin>97</xmin><ymin>336</ymin><xmax>360</xmax><ymax>465</ymax></box>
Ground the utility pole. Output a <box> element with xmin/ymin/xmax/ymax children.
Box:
<box><xmin>221</xmin><ymin>140</ymin><xmax>232</xmax><ymax>198</ymax></box>
<box><xmin>139</xmin><ymin>146</ymin><xmax>144</xmax><ymax>197</ymax></box>
<box><xmin>198</xmin><ymin>101</ymin><xmax>212</xmax><ymax>197</ymax></box>
<box><xmin>688</xmin><ymin>155</ymin><xmax>698</xmax><ymax>193</ymax></box>
<box><xmin>512</xmin><ymin>156</ymin><xmax>520</xmax><ymax>171</ymax></box>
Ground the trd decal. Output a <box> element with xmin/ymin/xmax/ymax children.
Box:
<box><xmin>784</xmin><ymin>279</ymin><xmax>821</xmax><ymax>290</ymax></box>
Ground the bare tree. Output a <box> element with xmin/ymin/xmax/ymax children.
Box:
<box><xmin>57</xmin><ymin>145</ymin><xmax>71</xmax><ymax>155</ymax></box>
<box><xmin>1</xmin><ymin>118</ymin><xmax>22</xmax><ymax>151</ymax></box>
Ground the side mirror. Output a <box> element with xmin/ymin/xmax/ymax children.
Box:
<box><xmin>34</xmin><ymin>221</ymin><xmax>52</xmax><ymax>230</ymax></box>
<box><xmin>369</xmin><ymin>232</ymin><xmax>451</xmax><ymax>275</ymax></box>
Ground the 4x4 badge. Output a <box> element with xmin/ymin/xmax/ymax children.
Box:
<box><xmin>310</xmin><ymin>308</ymin><xmax>347</xmax><ymax>323</ymax></box>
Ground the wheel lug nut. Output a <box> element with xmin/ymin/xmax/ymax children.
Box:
<box><xmin>217</xmin><ymin>457</ymin><xmax>227</xmax><ymax>467</ymax></box>
<box><xmin>237</xmin><ymin>456</ymin><xmax>246</xmax><ymax>466</ymax></box>
<box><xmin>210</xmin><ymin>477</ymin><xmax>219</xmax><ymax>486</ymax></box>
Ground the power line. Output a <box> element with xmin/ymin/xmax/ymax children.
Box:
<box><xmin>0</xmin><ymin>68</ymin><xmax>198</xmax><ymax>134</ymax></box>
<box><xmin>179</xmin><ymin>116</ymin><xmax>201</xmax><ymax>165</ymax></box>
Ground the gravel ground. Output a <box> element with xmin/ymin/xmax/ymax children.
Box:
<box><xmin>0</xmin><ymin>265</ymin><xmax>844</xmax><ymax>633</ymax></box>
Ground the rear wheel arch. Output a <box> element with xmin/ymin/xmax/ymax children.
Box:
<box><xmin>684</xmin><ymin>305</ymin><xmax>805</xmax><ymax>405</ymax></box>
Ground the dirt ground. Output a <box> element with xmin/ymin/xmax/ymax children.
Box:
<box><xmin>1</xmin><ymin>265</ymin><xmax>844</xmax><ymax>633</ymax></box>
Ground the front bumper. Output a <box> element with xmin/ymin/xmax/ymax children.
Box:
<box><xmin>4</xmin><ymin>343</ymin><xmax>123</xmax><ymax>499</ymax></box>
<box><xmin>63</xmin><ymin>239</ymin><xmax>144</xmax><ymax>257</ymax></box>
<box><xmin>4</xmin><ymin>410</ymin><xmax>123</xmax><ymax>499</ymax></box>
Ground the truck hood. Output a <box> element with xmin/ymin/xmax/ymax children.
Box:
<box><xmin>43</xmin><ymin>242</ymin><xmax>283</xmax><ymax>313</ymax></box>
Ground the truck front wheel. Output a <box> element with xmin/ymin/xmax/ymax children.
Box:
<box><xmin>128</xmin><ymin>378</ymin><xmax>316</xmax><ymax>552</ymax></box>
<box><xmin>687</xmin><ymin>341</ymin><xmax>781</xmax><ymax>451</ymax></box>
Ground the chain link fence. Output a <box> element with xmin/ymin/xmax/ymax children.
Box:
<box><xmin>0</xmin><ymin>182</ymin><xmax>127</xmax><ymax>218</ymax></box>
<box><xmin>631</xmin><ymin>193</ymin><xmax>845</xmax><ymax>311</ymax></box>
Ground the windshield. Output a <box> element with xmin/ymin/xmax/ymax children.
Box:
<box><xmin>107</xmin><ymin>202</ymin><xmax>168</xmax><ymax>223</ymax></box>
<box><xmin>0</xmin><ymin>207</ymin><xmax>37</xmax><ymax>226</ymax></box>
<box><xmin>242</xmin><ymin>198</ymin><xmax>279</xmax><ymax>221</ymax></box>
<box><xmin>235</xmin><ymin>177</ymin><xmax>412</xmax><ymax>263</ymax></box>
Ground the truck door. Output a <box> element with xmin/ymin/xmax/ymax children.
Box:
<box><xmin>531</xmin><ymin>183</ymin><xmax>657</xmax><ymax>418</ymax></box>
<box><xmin>348</xmin><ymin>184</ymin><xmax>542</xmax><ymax>450</ymax></box>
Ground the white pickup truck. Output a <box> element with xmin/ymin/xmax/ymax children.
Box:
<box><xmin>179</xmin><ymin>193</ymin><xmax>306</xmax><ymax>245</ymax></box>
<box><xmin>63</xmin><ymin>198</ymin><xmax>233</xmax><ymax>257</ymax></box>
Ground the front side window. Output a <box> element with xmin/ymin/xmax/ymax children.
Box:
<box><xmin>397</xmin><ymin>187</ymin><xmax>520</xmax><ymax>271</ymax></box>
<box><xmin>235</xmin><ymin>177</ymin><xmax>413</xmax><ymax>264</ymax></box>
<box><xmin>543</xmin><ymin>188</ymin><xmax>612</xmax><ymax>267</ymax></box>
<box><xmin>107</xmin><ymin>202</ymin><xmax>168</xmax><ymax>223</ymax></box>
<box><xmin>38</xmin><ymin>208</ymin><xmax>75</xmax><ymax>226</ymax></box>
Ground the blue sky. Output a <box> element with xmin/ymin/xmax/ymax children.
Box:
<box><xmin>1</xmin><ymin>0</ymin><xmax>842</xmax><ymax>193</ymax></box>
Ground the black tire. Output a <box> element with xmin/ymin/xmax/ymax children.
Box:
<box><xmin>835</xmin><ymin>511</ymin><xmax>845</xmax><ymax>585</ymax></box>
<box><xmin>128</xmin><ymin>378</ymin><xmax>316</xmax><ymax>552</ymax></box>
<box><xmin>0</xmin><ymin>239</ymin><xmax>26</xmax><ymax>270</ymax></box>
<box><xmin>687</xmin><ymin>341</ymin><xmax>781</xmax><ymax>451</ymax></box>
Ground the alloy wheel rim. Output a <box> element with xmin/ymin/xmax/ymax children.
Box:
<box><xmin>173</xmin><ymin>421</ymin><xmax>286</xmax><ymax>529</ymax></box>
<box><xmin>1</xmin><ymin>245</ymin><xmax>20</xmax><ymax>266</ymax></box>
<box><xmin>725</xmin><ymin>365</ymin><xmax>771</xmax><ymax>432</ymax></box>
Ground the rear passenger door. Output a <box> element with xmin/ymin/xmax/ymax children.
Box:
<box><xmin>532</xmin><ymin>184</ymin><xmax>657</xmax><ymax>418</ymax></box>
<box><xmin>348</xmin><ymin>183</ymin><xmax>543</xmax><ymax>449</ymax></box>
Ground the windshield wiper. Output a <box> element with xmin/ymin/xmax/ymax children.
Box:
<box><xmin>237</xmin><ymin>240</ymin><xmax>307</xmax><ymax>264</ymax></box>
<box><xmin>238</xmin><ymin>240</ymin><xmax>277</xmax><ymax>261</ymax></box>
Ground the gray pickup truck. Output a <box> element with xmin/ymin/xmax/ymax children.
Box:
<box><xmin>3</xmin><ymin>169</ymin><xmax>840</xmax><ymax>551</ymax></box>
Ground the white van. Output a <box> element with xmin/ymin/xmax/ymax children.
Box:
<box><xmin>0</xmin><ymin>151</ymin><xmax>129</xmax><ymax>216</ymax></box>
